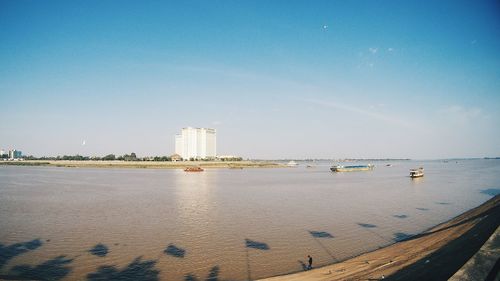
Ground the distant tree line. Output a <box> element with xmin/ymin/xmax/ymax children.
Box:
<box><xmin>21</xmin><ymin>153</ymin><xmax>243</xmax><ymax>162</ymax></box>
<box><xmin>23</xmin><ymin>152</ymin><xmax>172</xmax><ymax>162</ymax></box>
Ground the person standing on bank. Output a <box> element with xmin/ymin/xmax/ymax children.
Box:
<box><xmin>307</xmin><ymin>255</ymin><xmax>313</xmax><ymax>270</ymax></box>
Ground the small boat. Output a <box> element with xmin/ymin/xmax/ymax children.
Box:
<box><xmin>184</xmin><ymin>166</ymin><xmax>204</xmax><ymax>172</ymax></box>
<box><xmin>386</xmin><ymin>164</ymin><xmax>392</xmax><ymax>167</ymax></box>
<box><xmin>410</xmin><ymin>167</ymin><xmax>424</xmax><ymax>178</ymax></box>
<box><xmin>286</xmin><ymin>161</ymin><xmax>298</xmax><ymax>167</ymax></box>
<box><xmin>330</xmin><ymin>164</ymin><xmax>374</xmax><ymax>172</ymax></box>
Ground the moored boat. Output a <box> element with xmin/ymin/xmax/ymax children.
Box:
<box><xmin>286</xmin><ymin>161</ymin><xmax>298</xmax><ymax>167</ymax></box>
<box><xmin>330</xmin><ymin>164</ymin><xmax>374</xmax><ymax>172</ymax></box>
<box><xmin>410</xmin><ymin>167</ymin><xmax>424</xmax><ymax>178</ymax></box>
<box><xmin>184</xmin><ymin>166</ymin><xmax>204</xmax><ymax>172</ymax></box>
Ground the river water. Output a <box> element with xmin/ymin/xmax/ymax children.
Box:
<box><xmin>0</xmin><ymin>159</ymin><xmax>499</xmax><ymax>280</ymax></box>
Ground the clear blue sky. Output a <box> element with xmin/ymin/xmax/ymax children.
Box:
<box><xmin>1</xmin><ymin>0</ymin><xmax>499</xmax><ymax>159</ymax></box>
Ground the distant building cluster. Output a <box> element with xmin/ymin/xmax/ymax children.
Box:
<box><xmin>175</xmin><ymin>127</ymin><xmax>216</xmax><ymax>160</ymax></box>
<box><xmin>1</xmin><ymin>149</ymin><xmax>22</xmax><ymax>160</ymax></box>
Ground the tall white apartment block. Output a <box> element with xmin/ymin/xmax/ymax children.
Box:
<box><xmin>175</xmin><ymin>127</ymin><xmax>216</xmax><ymax>160</ymax></box>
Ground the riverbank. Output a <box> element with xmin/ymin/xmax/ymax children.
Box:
<box><xmin>0</xmin><ymin>160</ymin><xmax>285</xmax><ymax>169</ymax></box>
<box><xmin>260</xmin><ymin>195</ymin><xmax>500</xmax><ymax>281</ymax></box>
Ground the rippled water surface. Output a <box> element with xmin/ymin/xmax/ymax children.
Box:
<box><xmin>1</xmin><ymin>159</ymin><xmax>499</xmax><ymax>280</ymax></box>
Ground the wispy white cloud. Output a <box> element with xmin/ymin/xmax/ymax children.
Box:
<box><xmin>369</xmin><ymin>47</ymin><xmax>378</xmax><ymax>54</ymax></box>
<box><xmin>387</xmin><ymin>47</ymin><xmax>394</xmax><ymax>52</ymax></box>
<box><xmin>301</xmin><ymin>98</ymin><xmax>411</xmax><ymax>127</ymax></box>
<box><xmin>438</xmin><ymin>105</ymin><xmax>484</xmax><ymax>123</ymax></box>
<box><xmin>173</xmin><ymin>64</ymin><xmax>318</xmax><ymax>91</ymax></box>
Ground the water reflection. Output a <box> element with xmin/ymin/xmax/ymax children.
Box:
<box><xmin>174</xmin><ymin>169</ymin><xmax>217</xmax><ymax>226</ymax></box>
<box><xmin>1</xmin><ymin>159</ymin><xmax>499</xmax><ymax>280</ymax></box>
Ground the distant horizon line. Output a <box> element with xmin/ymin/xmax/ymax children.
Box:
<box><xmin>9</xmin><ymin>154</ymin><xmax>500</xmax><ymax>162</ymax></box>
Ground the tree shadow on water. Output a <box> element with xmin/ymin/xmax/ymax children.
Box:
<box><xmin>480</xmin><ymin>188</ymin><xmax>500</xmax><ymax>196</ymax></box>
<box><xmin>164</xmin><ymin>244</ymin><xmax>186</xmax><ymax>258</ymax></box>
<box><xmin>309</xmin><ymin>231</ymin><xmax>334</xmax><ymax>238</ymax></box>
<box><xmin>206</xmin><ymin>266</ymin><xmax>219</xmax><ymax>281</ymax></box>
<box><xmin>8</xmin><ymin>255</ymin><xmax>72</xmax><ymax>281</ymax></box>
<box><xmin>0</xmin><ymin>239</ymin><xmax>43</xmax><ymax>269</ymax></box>
<box><xmin>245</xmin><ymin>239</ymin><xmax>270</xmax><ymax>281</ymax></box>
<box><xmin>435</xmin><ymin>202</ymin><xmax>451</xmax><ymax>205</ymax></box>
<box><xmin>89</xmin><ymin>243</ymin><xmax>109</xmax><ymax>257</ymax></box>
<box><xmin>393</xmin><ymin>215</ymin><xmax>408</xmax><ymax>219</ymax></box>
<box><xmin>308</xmin><ymin>230</ymin><xmax>337</xmax><ymax>262</ymax></box>
<box><xmin>357</xmin><ymin>223</ymin><xmax>392</xmax><ymax>244</ymax></box>
<box><xmin>245</xmin><ymin>239</ymin><xmax>269</xmax><ymax>250</ymax></box>
<box><xmin>185</xmin><ymin>273</ymin><xmax>199</xmax><ymax>281</ymax></box>
<box><xmin>358</xmin><ymin>223</ymin><xmax>377</xmax><ymax>228</ymax></box>
<box><xmin>184</xmin><ymin>266</ymin><xmax>220</xmax><ymax>281</ymax></box>
<box><xmin>87</xmin><ymin>256</ymin><xmax>159</xmax><ymax>281</ymax></box>
<box><xmin>393</xmin><ymin>232</ymin><xmax>413</xmax><ymax>242</ymax></box>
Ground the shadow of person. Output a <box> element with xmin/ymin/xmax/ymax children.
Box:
<box><xmin>297</xmin><ymin>260</ymin><xmax>308</xmax><ymax>271</ymax></box>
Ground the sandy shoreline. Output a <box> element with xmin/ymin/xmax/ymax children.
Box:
<box><xmin>259</xmin><ymin>195</ymin><xmax>500</xmax><ymax>281</ymax></box>
<box><xmin>0</xmin><ymin>160</ymin><xmax>285</xmax><ymax>169</ymax></box>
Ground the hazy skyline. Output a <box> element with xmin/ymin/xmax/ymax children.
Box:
<box><xmin>1</xmin><ymin>0</ymin><xmax>499</xmax><ymax>159</ymax></box>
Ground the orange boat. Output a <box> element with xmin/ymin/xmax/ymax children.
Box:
<box><xmin>184</xmin><ymin>167</ymin><xmax>204</xmax><ymax>172</ymax></box>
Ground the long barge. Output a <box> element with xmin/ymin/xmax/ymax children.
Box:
<box><xmin>330</xmin><ymin>164</ymin><xmax>374</xmax><ymax>172</ymax></box>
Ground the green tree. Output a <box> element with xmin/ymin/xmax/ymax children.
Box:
<box><xmin>103</xmin><ymin>154</ymin><xmax>115</xmax><ymax>161</ymax></box>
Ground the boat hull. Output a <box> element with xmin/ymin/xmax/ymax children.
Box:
<box><xmin>184</xmin><ymin>167</ymin><xmax>204</xmax><ymax>172</ymax></box>
<box><xmin>330</xmin><ymin>165</ymin><xmax>374</xmax><ymax>172</ymax></box>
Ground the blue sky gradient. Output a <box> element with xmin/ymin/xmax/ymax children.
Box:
<box><xmin>1</xmin><ymin>0</ymin><xmax>499</xmax><ymax>158</ymax></box>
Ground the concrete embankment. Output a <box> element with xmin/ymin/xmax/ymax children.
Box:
<box><xmin>260</xmin><ymin>195</ymin><xmax>500</xmax><ymax>281</ymax></box>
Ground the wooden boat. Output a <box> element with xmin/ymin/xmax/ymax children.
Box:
<box><xmin>184</xmin><ymin>166</ymin><xmax>204</xmax><ymax>172</ymax></box>
<box><xmin>410</xmin><ymin>167</ymin><xmax>424</xmax><ymax>178</ymax></box>
<box><xmin>330</xmin><ymin>164</ymin><xmax>374</xmax><ymax>172</ymax></box>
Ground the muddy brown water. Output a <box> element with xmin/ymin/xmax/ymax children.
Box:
<box><xmin>1</xmin><ymin>159</ymin><xmax>499</xmax><ymax>280</ymax></box>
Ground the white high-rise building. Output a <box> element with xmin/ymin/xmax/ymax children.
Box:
<box><xmin>175</xmin><ymin>127</ymin><xmax>216</xmax><ymax>160</ymax></box>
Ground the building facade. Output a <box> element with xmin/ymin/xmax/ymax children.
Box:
<box><xmin>8</xmin><ymin>149</ymin><xmax>22</xmax><ymax>159</ymax></box>
<box><xmin>175</xmin><ymin>127</ymin><xmax>216</xmax><ymax>160</ymax></box>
